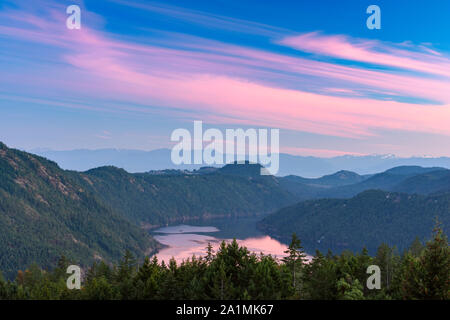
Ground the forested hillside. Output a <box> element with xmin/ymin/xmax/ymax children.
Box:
<box><xmin>0</xmin><ymin>142</ymin><xmax>158</xmax><ymax>279</ymax></box>
<box><xmin>0</xmin><ymin>143</ymin><xmax>296</xmax><ymax>278</ymax></box>
<box><xmin>259</xmin><ymin>190</ymin><xmax>450</xmax><ymax>253</ymax></box>
<box><xmin>392</xmin><ymin>170</ymin><xmax>450</xmax><ymax>195</ymax></box>
<box><xmin>72</xmin><ymin>163</ymin><xmax>296</xmax><ymax>227</ymax></box>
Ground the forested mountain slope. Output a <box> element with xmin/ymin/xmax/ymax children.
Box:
<box><xmin>74</xmin><ymin>163</ymin><xmax>297</xmax><ymax>227</ymax></box>
<box><xmin>0</xmin><ymin>143</ymin><xmax>300</xmax><ymax>278</ymax></box>
<box><xmin>392</xmin><ymin>170</ymin><xmax>450</xmax><ymax>195</ymax></box>
<box><xmin>259</xmin><ymin>189</ymin><xmax>450</xmax><ymax>254</ymax></box>
<box><xmin>279</xmin><ymin>166</ymin><xmax>449</xmax><ymax>200</ymax></box>
<box><xmin>0</xmin><ymin>142</ymin><xmax>158</xmax><ymax>279</ymax></box>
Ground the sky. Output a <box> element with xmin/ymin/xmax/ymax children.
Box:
<box><xmin>0</xmin><ymin>0</ymin><xmax>450</xmax><ymax>157</ymax></box>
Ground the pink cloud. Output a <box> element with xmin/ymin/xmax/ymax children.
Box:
<box><xmin>2</xmin><ymin>7</ymin><xmax>449</xmax><ymax>105</ymax></box>
<box><xmin>279</xmin><ymin>32</ymin><xmax>450</xmax><ymax>78</ymax></box>
<box><xmin>2</xmin><ymin>4</ymin><xmax>450</xmax><ymax>141</ymax></box>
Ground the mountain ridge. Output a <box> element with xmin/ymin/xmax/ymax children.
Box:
<box><xmin>31</xmin><ymin>147</ymin><xmax>450</xmax><ymax>177</ymax></box>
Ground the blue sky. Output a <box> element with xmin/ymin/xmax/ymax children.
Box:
<box><xmin>1</xmin><ymin>0</ymin><xmax>450</xmax><ymax>157</ymax></box>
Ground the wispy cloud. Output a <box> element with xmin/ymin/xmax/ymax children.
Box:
<box><xmin>110</xmin><ymin>0</ymin><xmax>289</xmax><ymax>38</ymax></box>
<box><xmin>279</xmin><ymin>32</ymin><xmax>450</xmax><ymax>78</ymax></box>
<box><xmin>1</xmin><ymin>0</ymin><xmax>450</xmax><ymax>145</ymax></box>
<box><xmin>95</xmin><ymin>130</ymin><xmax>112</xmax><ymax>140</ymax></box>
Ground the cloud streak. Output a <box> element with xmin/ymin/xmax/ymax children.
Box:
<box><xmin>1</xmin><ymin>0</ymin><xmax>450</xmax><ymax>150</ymax></box>
<box><xmin>279</xmin><ymin>32</ymin><xmax>450</xmax><ymax>78</ymax></box>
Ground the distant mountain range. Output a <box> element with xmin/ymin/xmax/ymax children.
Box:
<box><xmin>31</xmin><ymin>148</ymin><xmax>450</xmax><ymax>178</ymax></box>
<box><xmin>1</xmin><ymin>141</ymin><xmax>449</xmax><ymax>278</ymax></box>
<box><xmin>283</xmin><ymin>166</ymin><xmax>450</xmax><ymax>200</ymax></box>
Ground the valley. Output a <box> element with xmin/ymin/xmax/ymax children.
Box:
<box><xmin>1</xmin><ymin>141</ymin><xmax>449</xmax><ymax>280</ymax></box>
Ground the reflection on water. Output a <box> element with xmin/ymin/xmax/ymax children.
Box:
<box><xmin>153</xmin><ymin>233</ymin><xmax>219</xmax><ymax>263</ymax></box>
<box><xmin>151</xmin><ymin>216</ymin><xmax>310</xmax><ymax>264</ymax></box>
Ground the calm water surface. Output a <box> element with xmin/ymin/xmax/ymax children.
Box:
<box><xmin>151</xmin><ymin>216</ymin><xmax>311</xmax><ymax>264</ymax></box>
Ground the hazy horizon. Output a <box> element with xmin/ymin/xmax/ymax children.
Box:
<box><xmin>1</xmin><ymin>0</ymin><xmax>450</xmax><ymax>158</ymax></box>
<box><xmin>13</xmin><ymin>143</ymin><xmax>450</xmax><ymax>178</ymax></box>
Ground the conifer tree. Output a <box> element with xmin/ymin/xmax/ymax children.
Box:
<box><xmin>399</xmin><ymin>224</ymin><xmax>449</xmax><ymax>300</ymax></box>
<box><xmin>116</xmin><ymin>250</ymin><xmax>138</xmax><ymax>299</ymax></box>
<box><xmin>408</xmin><ymin>237</ymin><xmax>425</xmax><ymax>257</ymax></box>
<box><xmin>337</xmin><ymin>274</ymin><xmax>365</xmax><ymax>300</ymax></box>
<box><xmin>283</xmin><ymin>233</ymin><xmax>307</xmax><ymax>294</ymax></box>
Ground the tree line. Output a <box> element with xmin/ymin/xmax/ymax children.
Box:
<box><xmin>0</xmin><ymin>226</ymin><xmax>448</xmax><ymax>300</ymax></box>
